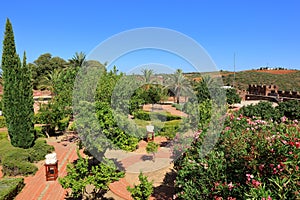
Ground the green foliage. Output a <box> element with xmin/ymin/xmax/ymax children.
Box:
<box><xmin>34</xmin><ymin>126</ymin><xmax>44</xmax><ymax>138</ymax></box>
<box><xmin>158</xmin><ymin>120</ymin><xmax>181</xmax><ymax>139</ymax></box>
<box><xmin>175</xmin><ymin>115</ymin><xmax>300</xmax><ymax>199</ymax></box>
<box><xmin>0</xmin><ymin>178</ymin><xmax>24</xmax><ymax>200</ymax></box>
<box><xmin>59</xmin><ymin>152</ymin><xmax>124</xmax><ymax>198</ymax></box>
<box><xmin>2</xmin><ymin>149</ymin><xmax>37</xmax><ymax>176</ymax></box>
<box><xmin>95</xmin><ymin>102</ymin><xmax>139</xmax><ymax>151</ymax></box>
<box><xmin>0</xmin><ymin>132</ymin><xmax>7</xmax><ymax>140</ymax></box>
<box><xmin>0</xmin><ymin>138</ymin><xmax>53</xmax><ymax>176</ymax></box>
<box><xmin>226</xmin><ymin>88</ymin><xmax>241</xmax><ymax>104</ymax></box>
<box><xmin>0</xmin><ymin>116</ymin><xmax>6</xmax><ymax>128</ymax></box>
<box><xmin>146</xmin><ymin>141</ymin><xmax>158</xmax><ymax>154</ymax></box>
<box><xmin>146</xmin><ymin>141</ymin><xmax>159</xmax><ymax>161</ymax></box>
<box><xmin>133</xmin><ymin>110</ymin><xmax>181</xmax><ymax>121</ymax></box>
<box><xmin>58</xmin><ymin>116</ymin><xmax>70</xmax><ymax>131</ymax></box>
<box><xmin>95</xmin><ymin>66</ymin><xmax>122</xmax><ymax>104</ymax></box>
<box><xmin>30</xmin><ymin>53</ymin><xmax>67</xmax><ymax>89</ymax></box>
<box><xmin>238</xmin><ymin>101</ymin><xmax>280</xmax><ymax>121</ymax></box>
<box><xmin>277</xmin><ymin>100</ymin><xmax>300</xmax><ymax>120</ymax></box>
<box><xmin>127</xmin><ymin>172</ymin><xmax>153</xmax><ymax>200</ymax></box>
<box><xmin>27</xmin><ymin>138</ymin><xmax>54</xmax><ymax>162</ymax></box>
<box><xmin>166</xmin><ymin>69</ymin><xmax>192</xmax><ymax>104</ymax></box>
<box><xmin>1</xmin><ymin>19</ymin><xmax>35</xmax><ymax>148</ymax></box>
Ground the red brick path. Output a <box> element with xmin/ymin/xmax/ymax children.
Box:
<box><xmin>16</xmin><ymin>140</ymin><xmax>78</xmax><ymax>200</ymax></box>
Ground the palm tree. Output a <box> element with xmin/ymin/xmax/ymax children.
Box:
<box><xmin>141</xmin><ymin>68</ymin><xmax>155</xmax><ymax>84</ymax></box>
<box><xmin>38</xmin><ymin>69</ymin><xmax>63</xmax><ymax>95</ymax></box>
<box><xmin>68</xmin><ymin>52</ymin><xmax>86</xmax><ymax>67</ymax></box>
<box><xmin>166</xmin><ymin>69</ymin><xmax>192</xmax><ymax>104</ymax></box>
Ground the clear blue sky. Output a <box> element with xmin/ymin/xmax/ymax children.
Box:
<box><xmin>0</xmin><ymin>0</ymin><xmax>300</xmax><ymax>72</ymax></box>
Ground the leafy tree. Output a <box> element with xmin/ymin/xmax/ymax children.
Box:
<box><xmin>1</xmin><ymin>19</ymin><xmax>34</xmax><ymax>148</ymax></box>
<box><xmin>30</xmin><ymin>53</ymin><xmax>67</xmax><ymax>89</ymax></box>
<box><xmin>146</xmin><ymin>141</ymin><xmax>159</xmax><ymax>161</ymax></box>
<box><xmin>127</xmin><ymin>172</ymin><xmax>153</xmax><ymax>200</ymax></box>
<box><xmin>59</xmin><ymin>151</ymin><xmax>124</xmax><ymax>199</ymax></box>
<box><xmin>194</xmin><ymin>75</ymin><xmax>212</xmax><ymax>102</ymax></box>
<box><xmin>226</xmin><ymin>88</ymin><xmax>241</xmax><ymax>105</ymax></box>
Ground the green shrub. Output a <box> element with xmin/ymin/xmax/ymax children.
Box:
<box><xmin>68</xmin><ymin>121</ymin><xmax>76</xmax><ymax>131</ymax></box>
<box><xmin>34</xmin><ymin>126</ymin><xmax>44</xmax><ymax>138</ymax></box>
<box><xmin>133</xmin><ymin>110</ymin><xmax>151</xmax><ymax>121</ymax></box>
<box><xmin>158</xmin><ymin>120</ymin><xmax>181</xmax><ymax>139</ymax></box>
<box><xmin>238</xmin><ymin>101</ymin><xmax>280</xmax><ymax>121</ymax></box>
<box><xmin>58</xmin><ymin>116</ymin><xmax>70</xmax><ymax>131</ymax></box>
<box><xmin>277</xmin><ymin>100</ymin><xmax>300</xmax><ymax>120</ymax></box>
<box><xmin>0</xmin><ymin>116</ymin><xmax>6</xmax><ymax>128</ymax></box>
<box><xmin>2</xmin><ymin>150</ymin><xmax>37</xmax><ymax>176</ymax></box>
<box><xmin>172</xmin><ymin>103</ymin><xmax>183</xmax><ymax>111</ymax></box>
<box><xmin>0</xmin><ymin>140</ymin><xmax>14</xmax><ymax>163</ymax></box>
<box><xmin>127</xmin><ymin>172</ymin><xmax>153</xmax><ymax>200</ymax></box>
<box><xmin>28</xmin><ymin>139</ymin><xmax>54</xmax><ymax>162</ymax></box>
<box><xmin>133</xmin><ymin>110</ymin><xmax>181</xmax><ymax>121</ymax></box>
<box><xmin>0</xmin><ymin>178</ymin><xmax>24</xmax><ymax>200</ymax></box>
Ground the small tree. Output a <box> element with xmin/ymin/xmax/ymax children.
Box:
<box><xmin>226</xmin><ymin>88</ymin><xmax>241</xmax><ymax>105</ymax></box>
<box><xmin>146</xmin><ymin>141</ymin><xmax>159</xmax><ymax>162</ymax></box>
<box><xmin>127</xmin><ymin>172</ymin><xmax>153</xmax><ymax>200</ymax></box>
<box><xmin>59</xmin><ymin>151</ymin><xmax>124</xmax><ymax>199</ymax></box>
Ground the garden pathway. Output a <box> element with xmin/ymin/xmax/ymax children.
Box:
<box><xmin>15</xmin><ymin>136</ymin><xmax>78</xmax><ymax>200</ymax></box>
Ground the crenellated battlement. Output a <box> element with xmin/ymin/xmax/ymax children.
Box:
<box><xmin>247</xmin><ymin>84</ymin><xmax>300</xmax><ymax>100</ymax></box>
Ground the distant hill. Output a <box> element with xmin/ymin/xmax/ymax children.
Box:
<box><xmin>184</xmin><ymin>69</ymin><xmax>300</xmax><ymax>92</ymax></box>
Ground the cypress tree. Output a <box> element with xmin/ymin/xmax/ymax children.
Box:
<box><xmin>1</xmin><ymin>19</ymin><xmax>35</xmax><ymax>148</ymax></box>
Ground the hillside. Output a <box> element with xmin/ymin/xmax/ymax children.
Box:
<box><xmin>185</xmin><ymin>70</ymin><xmax>300</xmax><ymax>92</ymax></box>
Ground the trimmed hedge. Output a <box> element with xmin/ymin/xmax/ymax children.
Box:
<box><xmin>0</xmin><ymin>138</ymin><xmax>54</xmax><ymax>176</ymax></box>
<box><xmin>133</xmin><ymin>110</ymin><xmax>182</xmax><ymax>121</ymax></box>
<box><xmin>2</xmin><ymin>150</ymin><xmax>37</xmax><ymax>176</ymax></box>
<box><xmin>0</xmin><ymin>178</ymin><xmax>24</xmax><ymax>200</ymax></box>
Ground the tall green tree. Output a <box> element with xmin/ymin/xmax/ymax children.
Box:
<box><xmin>167</xmin><ymin>69</ymin><xmax>192</xmax><ymax>104</ymax></box>
<box><xmin>1</xmin><ymin>19</ymin><xmax>34</xmax><ymax>148</ymax></box>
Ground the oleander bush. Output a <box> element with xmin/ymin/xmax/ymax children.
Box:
<box><xmin>0</xmin><ymin>178</ymin><xmax>24</xmax><ymax>200</ymax></box>
<box><xmin>174</xmin><ymin>114</ymin><xmax>300</xmax><ymax>199</ymax></box>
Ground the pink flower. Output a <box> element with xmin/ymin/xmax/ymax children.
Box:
<box><xmin>262</xmin><ymin>196</ymin><xmax>272</xmax><ymax>200</ymax></box>
<box><xmin>281</xmin><ymin>116</ymin><xmax>287</xmax><ymax>122</ymax></box>
<box><xmin>259</xmin><ymin>164</ymin><xmax>264</xmax><ymax>171</ymax></box>
<box><xmin>251</xmin><ymin>179</ymin><xmax>261</xmax><ymax>187</ymax></box>
<box><xmin>225</xmin><ymin>126</ymin><xmax>231</xmax><ymax>131</ymax></box>
<box><xmin>228</xmin><ymin>182</ymin><xmax>234</xmax><ymax>191</ymax></box>
<box><xmin>281</xmin><ymin>140</ymin><xmax>288</xmax><ymax>145</ymax></box>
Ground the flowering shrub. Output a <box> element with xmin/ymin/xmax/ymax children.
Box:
<box><xmin>174</xmin><ymin>114</ymin><xmax>300</xmax><ymax>199</ymax></box>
